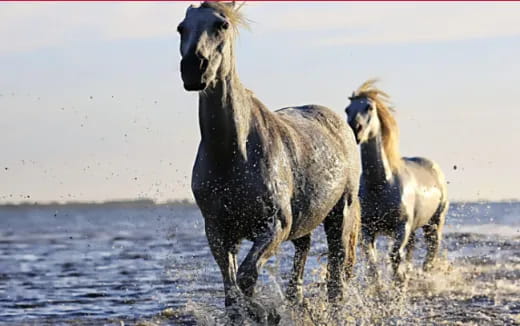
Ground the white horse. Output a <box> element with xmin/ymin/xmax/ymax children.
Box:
<box><xmin>345</xmin><ymin>80</ymin><xmax>449</xmax><ymax>284</ymax></box>
<box><xmin>178</xmin><ymin>2</ymin><xmax>361</xmax><ymax>323</ymax></box>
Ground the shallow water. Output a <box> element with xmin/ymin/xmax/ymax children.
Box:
<box><xmin>1</xmin><ymin>201</ymin><xmax>519</xmax><ymax>325</ymax></box>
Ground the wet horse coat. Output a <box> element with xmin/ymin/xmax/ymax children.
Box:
<box><xmin>178</xmin><ymin>2</ymin><xmax>360</xmax><ymax>323</ymax></box>
<box><xmin>345</xmin><ymin>80</ymin><xmax>448</xmax><ymax>283</ymax></box>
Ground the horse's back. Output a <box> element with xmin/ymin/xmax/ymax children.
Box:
<box><xmin>275</xmin><ymin>104</ymin><xmax>358</xmax><ymax>164</ymax></box>
<box><xmin>404</xmin><ymin>157</ymin><xmax>446</xmax><ymax>189</ymax></box>
<box><xmin>403</xmin><ymin>157</ymin><xmax>447</xmax><ymax>228</ymax></box>
<box><xmin>274</xmin><ymin>105</ymin><xmax>360</xmax><ymax>238</ymax></box>
<box><xmin>276</xmin><ymin>105</ymin><xmax>353</xmax><ymax>140</ymax></box>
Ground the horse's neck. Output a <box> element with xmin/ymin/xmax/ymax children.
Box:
<box><xmin>198</xmin><ymin>62</ymin><xmax>251</xmax><ymax>162</ymax></box>
<box><xmin>360</xmin><ymin>134</ymin><xmax>395</xmax><ymax>187</ymax></box>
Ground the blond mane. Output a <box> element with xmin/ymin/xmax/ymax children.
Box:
<box><xmin>351</xmin><ymin>79</ymin><xmax>402</xmax><ymax>171</ymax></box>
<box><xmin>200</xmin><ymin>1</ymin><xmax>249</xmax><ymax>33</ymax></box>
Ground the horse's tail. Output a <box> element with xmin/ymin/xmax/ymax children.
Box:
<box><xmin>345</xmin><ymin>195</ymin><xmax>361</xmax><ymax>279</ymax></box>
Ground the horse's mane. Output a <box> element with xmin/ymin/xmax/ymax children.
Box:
<box><xmin>351</xmin><ymin>79</ymin><xmax>402</xmax><ymax>171</ymax></box>
<box><xmin>200</xmin><ymin>2</ymin><xmax>249</xmax><ymax>33</ymax></box>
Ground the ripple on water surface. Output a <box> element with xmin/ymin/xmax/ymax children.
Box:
<box><xmin>0</xmin><ymin>202</ymin><xmax>519</xmax><ymax>325</ymax></box>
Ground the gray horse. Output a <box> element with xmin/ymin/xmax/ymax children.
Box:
<box><xmin>177</xmin><ymin>2</ymin><xmax>361</xmax><ymax>323</ymax></box>
<box><xmin>345</xmin><ymin>80</ymin><xmax>448</xmax><ymax>284</ymax></box>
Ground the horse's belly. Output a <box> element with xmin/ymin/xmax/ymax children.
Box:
<box><xmin>288</xmin><ymin>210</ymin><xmax>328</xmax><ymax>240</ymax></box>
<box><xmin>412</xmin><ymin>186</ymin><xmax>443</xmax><ymax>228</ymax></box>
<box><xmin>288</xmin><ymin>185</ymin><xmax>346</xmax><ymax>240</ymax></box>
<box><xmin>361</xmin><ymin>200</ymin><xmax>402</xmax><ymax>235</ymax></box>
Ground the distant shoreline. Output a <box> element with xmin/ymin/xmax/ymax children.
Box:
<box><xmin>0</xmin><ymin>198</ymin><xmax>518</xmax><ymax>209</ymax></box>
<box><xmin>0</xmin><ymin>198</ymin><xmax>196</xmax><ymax>209</ymax></box>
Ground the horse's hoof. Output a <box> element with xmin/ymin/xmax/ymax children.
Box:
<box><xmin>226</xmin><ymin>306</ymin><xmax>245</xmax><ymax>325</ymax></box>
<box><xmin>245</xmin><ymin>299</ymin><xmax>280</xmax><ymax>325</ymax></box>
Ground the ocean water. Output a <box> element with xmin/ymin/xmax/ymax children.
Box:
<box><xmin>0</xmin><ymin>201</ymin><xmax>519</xmax><ymax>325</ymax></box>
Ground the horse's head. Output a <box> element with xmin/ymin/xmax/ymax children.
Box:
<box><xmin>346</xmin><ymin>96</ymin><xmax>379</xmax><ymax>144</ymax></box>
<box><xmin>177</xmin><ymin>2</ymin><xmax>238</xmax><ymax>91</ymax></box>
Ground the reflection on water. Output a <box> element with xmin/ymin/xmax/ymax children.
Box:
<box><xmin>0</xmin><ymin>202</ymin><xmax>519</xmax><ymax>325</ymax></box>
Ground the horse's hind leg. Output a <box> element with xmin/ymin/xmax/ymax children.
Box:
<box><xmin>323</xmin><ymin>194</ymin><xmax>360</xmax><ymax>301</ymax></box>
<box><xmin>423</xmin><ymin>202</ymin><xmax>448</xmax><ymax>271</ymax></box>
<box><xmin>422</xmin><ymin>224</ymin><xmax>439</xmax><ymax>272</ymax></box>
<box><xmin>345</xmin><ymin>197</ymin><xmax>360</xmax><ymax>280</ymax></box>
<box><xmin>286</xmin><ymin>234</ymin><xmax>311</xmax><ymax>304</ymax></box>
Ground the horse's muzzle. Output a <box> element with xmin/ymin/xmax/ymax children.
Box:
<box><xmin>184</xmin><ymin>82</ymin><xmax>207</xmax><ymax>91</ymax></box>
<box><xmin>348</xmin><ymin>122</ymin><xmax>362</xmax><ymax>144</ymax></box>
<box><xmin>180</xmin><ymin>54</ymin><xmax>209</xmax><ymax>91</ymax></box>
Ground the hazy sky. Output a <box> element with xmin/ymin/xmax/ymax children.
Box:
<box><xmin>1</xmin><ymin>2</ymin><xmax>519</xmax><ymax>203</ymax></box>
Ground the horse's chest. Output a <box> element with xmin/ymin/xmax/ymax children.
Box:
<box><xmin>360</xmin><ymin>186</ymin><xmax>404</xmax><ymax>229</ymax></box>
<box><xmin>192</xmin><ymin>159</ymin><xmax>274</xmax><ymax>224</ymax></box>
<box><xmin>194</xmin><ymin>182</ymin><xmax>274</xmax><ymax>238</ymax></box>
<box><xmin>194</xmin><ymin>174</ymin><xmax>264</xmax><ymax>207</ymax></box>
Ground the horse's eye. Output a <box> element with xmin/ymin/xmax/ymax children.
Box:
<box><xmin>366</xmin><ymin>104</ymin><xmax>373</xmax><ymax>111</ymax></box>
<box><xmin>177</xmin><ymin>24</ymin><xmax>184</xmax><ymax>34</ymax></box>
<box><xmin>214</xmin><ymin>20</ymin><xmax>229</xmax><ymax>31</ymax></box>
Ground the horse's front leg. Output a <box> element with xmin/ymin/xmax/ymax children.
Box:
<box><xmin>389</xmin><ymin>221</ymin><xmax>411</xmax><ymax>285</ymax></box>
<box><xmin>236</xmin><ymin>216</ymin><xmax>287</xmax><ymax>324</ymax></box>
<box><xmin>286</xmin><ymin>234</ymin><xmax>311</xmax><ymax>304</ymax></box>
<box><xmin>204</xmin><ymin>220</ymin><xmax>242</xmax><ymax>319</ymax></box>
<box><xmin>405</xmin><ymin>232</ymin><xmax>416</xmax><ymax>264</ymax></box>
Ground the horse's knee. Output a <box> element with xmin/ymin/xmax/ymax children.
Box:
<box><xmin>237</xmin><ymin>218</ymin><xmax>287</xmax><ymax>297</ymax></box>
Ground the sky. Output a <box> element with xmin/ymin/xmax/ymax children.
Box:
<box><xmin>0</xmin><ymin>2</ymin><xmax>519</xmax><ymax>204</ymax></box>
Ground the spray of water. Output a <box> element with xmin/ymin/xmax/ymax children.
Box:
<box><xmin>175</xmin><ymin>254</ymin><xmax>469</xmax><ymax>326</ymax></box>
